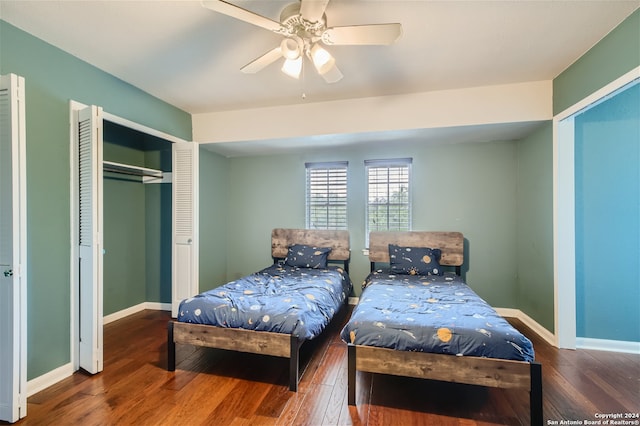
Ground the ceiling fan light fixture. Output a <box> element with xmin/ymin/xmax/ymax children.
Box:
<box><xmin>310</xmin><ymin>43</ymin><xmax>342</xmax><ymax>82</ymax></box>
<box><xmin>202</xmin><ymin>0</ymin><xmax>402</xmax><ymax>84</ymax></box>
<box><xmin>320</xmin><ymin>62</ymin><xmax>343</xmax><ymax>83</ymax></box>
<box><xmin>310</xmin><ymin>43</ymin><xmax>332</xmax><ymax>68</ymax></box>
<box><xmin>281</xmin><ymin>37</ymin><xmax>302</xmax><ymax>60</ymax></box>
<box><xmin>281</xmin><ymin>56</ymin><xmax>302</xmax><ymax>79</ymax></box>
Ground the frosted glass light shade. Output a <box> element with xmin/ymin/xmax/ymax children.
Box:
<box><xmin>281</xmin><ymin>57</ymin><xmax>302</xmax><ymax>79</ymax></box>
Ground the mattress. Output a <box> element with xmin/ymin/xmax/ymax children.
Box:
<box><xmin>340</xmin><ymin>271</ymin><xmax>534</xmax><ymax>362</ymax></box>
<box><xmin>178</xmin><ymin>264</ymin><xmax>352</xmax><ymax>340</ymax></box>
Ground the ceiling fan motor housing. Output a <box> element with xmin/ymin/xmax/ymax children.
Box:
<box><xmin>280</xmin><ymin>3</ymin><xmax>327</xmax><ymax>42</ymax></box>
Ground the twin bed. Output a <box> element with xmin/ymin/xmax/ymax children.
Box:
<box><xmin>167</xmin><ymin>229</ymin><xmax>542</xmax><ymax>423</ymax></box>
<box><xmin>343</xmin><ymin>231</ymin><xmax>542</xmax><ymax>424</ymax></box>
<box><xmin>167</xmin><ymin>228</ymin><xmax>352</xmax><ymax>391</ymax></box>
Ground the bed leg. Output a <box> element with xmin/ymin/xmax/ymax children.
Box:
<box><xmin>289</xmin><ymin>335</ymin><xmax>300</xmax><ymax>392</ymax></box>
<box><xmin>530</xmin><ymin>362</ymin><xmax>543</xmax><ymax>426</ymax></box>
<box><xmin>347</xmin><ymin>344</ymin><xmax>356</xmax><ymax>405</ymax></box>
<box><xmin>167</xmin><ymin>321</ymin><xmax>175</xmax><ymax>372</ymax></box>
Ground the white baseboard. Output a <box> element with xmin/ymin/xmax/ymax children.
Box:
<box><xmin>28</xmin><ymin>303</ymin><xmax>171</xmax><ymax>397</ymax></box>
<box><xmin>348</xmin><ymin>296</ymin><xmax>359</xmax><ymax>305</ymax></box>
<box><xmin>103</xmin><ymin>302</ymin><xmax>171</xmax><ymax>325</ymax></box>
<box><xmin>145</xmin><ymin>301</ymin><xmax>171</xmax><ymax>312</ymax></box>
<box><xmin>495</xmin><ymin>307</ymin><xmax>557</xmax><ymax>347</ymax></box>
<box><xmin>576</xmin><ymin>337</ymin><xmax>640</xmax><ymax>354</ymax></box>
<box><xmin>27</xmin><ymin>362</ymin><xmax>74</xmax><ymax>397</ymax></box>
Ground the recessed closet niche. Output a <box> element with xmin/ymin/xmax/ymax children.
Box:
<box><xmin>102</xmin><ymin>120</ymin><xmax>172</xmax><ymax>316</ymax></box>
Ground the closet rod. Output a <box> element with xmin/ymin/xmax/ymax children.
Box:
<box><xmin>103</xmin><ymin>160</ymin><xmax>164</xmax><ymax>179</ymax></box>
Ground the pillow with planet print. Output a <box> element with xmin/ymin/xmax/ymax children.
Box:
<box><xmin>285</xmin><ymin>244</ymin><xmax>332</xmax><ymax>269</ymax></box>
<box><xmin>388</xmin><ymin>244</ymin><xmax>442</xmax><ymax>276</ymax></box>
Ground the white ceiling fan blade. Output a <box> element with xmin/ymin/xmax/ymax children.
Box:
<box><xmin>300</xmin><ymin>0</ymin><xmax>330</xmax><ymax>23</ymax></box>
<box><xmin>202</xmin><ymin>0</ymin><xmax>284</xmax><ymax>33</ymax></box>
<box><xmin>240</xmin><ymin>47</ymin><xmax>283</xmax><ymax>74</ymax></box>
<box><xmin>322</xmin><ymin>23</ymin><xmax>402</xmax><ymax>45</ymax></box>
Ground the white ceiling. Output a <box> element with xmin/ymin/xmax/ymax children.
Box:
<box><xmin>1</xmin><ymin>0</ymin><xmax>638</xmax><ymax>155</ymax></box>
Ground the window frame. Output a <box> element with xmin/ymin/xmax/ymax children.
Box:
<box><xmin>365</xmin><ymin>158</ymin><xmax>412</xmax><ymax>246</ymax></box>
<box><xmin>305</xmin><ymin>161</ymin><xmax>349</xmax><ymax>230</ymax></box>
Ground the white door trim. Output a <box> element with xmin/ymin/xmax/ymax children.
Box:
<box><xmin>69</xmin><ymin>101</ymin><xmax>197</xmax><ymax>369</ymax></box>
<box><xmin>552</xmin><ymin>66</ymin><xmax>640</xmax><ymax>349</ymax></box>
<box><xmin>0</xmin><ymin>73</ymin><xmax>28</xmax><ymax>422</ymax></box>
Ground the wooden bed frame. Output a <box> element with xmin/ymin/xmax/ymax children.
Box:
<box><xmin>348</xmin><ymin>231</ymin><xmax>543</xmax><ymax>425</ymax></box>
<box><xmin>167</xmin><ymin>228</ymin><xmax>350</xmax><ymax>392</ymax></box>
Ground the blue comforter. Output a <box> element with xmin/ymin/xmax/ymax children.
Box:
<box><xmin>340</xmin><ymin>271</ymin><xmax>534</xmax><ymax>362</ymax></box>
<box><xmin>178</xmin><ymin>264</ymin><xmax>352</xmax><ymax>340</ymax></box>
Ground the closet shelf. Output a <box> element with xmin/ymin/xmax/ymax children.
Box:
<box><xmin>103</xmin><ymin>160</ymin><xmax>171</xmax><ymax>184</ymax></box>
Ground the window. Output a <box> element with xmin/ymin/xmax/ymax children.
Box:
<box><xmin>305</xmin><ymin>161</ymin><xmax>348</xmax><ymax>230</ymax></box>
<box><xmin>365</xmin><ymin>158</ymin><xmax>412</xmax><ymax>244</ymax></box>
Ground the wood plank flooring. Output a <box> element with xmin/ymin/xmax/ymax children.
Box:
<box><xmin>8</xmin><ymin>307</ymin><xmax>639</xmax><ymax>425</ymax></box>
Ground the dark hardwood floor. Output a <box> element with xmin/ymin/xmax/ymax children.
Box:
<box><xmin>9</xmin><ymin>307</ymin><xmax>639</xmax><ymax>425</ymax></box>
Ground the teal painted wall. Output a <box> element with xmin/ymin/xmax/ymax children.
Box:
<box><xmin>226</xmin><ymin>139</ymin><xmax>520</xmax><ymax>305</ymax></box>
<box><xmin>516</xmin><ymin>123</ymin><xmax>554</xmax><ymax>333</ymax></box>
<box><xmin>575</xmin><ymin>81</ymin><xmax>639</xmax><ymax>341</ymax></box>
<box><xmin>554</xmin><ymin>10</ymin><xmax>640</xmax><ymax>115</ymax></box>
<box><xmin>103</xmin><ymin>125</ymin><xmax>147</xmax><ymax>316</ymax></box>
<box><xmin>0</xmin><ymin>20</ymin><xmax>191</xmax><ymax>380</ymax></box>
<box><xmin>199</xmin><ymin>147</ymin><xmax>230</xmax><ymax>292</ymax></box>
<box><xmin>143</xmin><ymin>140</ymin><xmax>173</xmax><ymax>304</ymax></box>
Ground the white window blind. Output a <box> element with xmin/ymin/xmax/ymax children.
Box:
<box><xmin>305</xmin><ymin>161</ymin><xmax>348</xmax><ymax>230</ymax></box>
<box><xmin>365</xmin><ymin>158</ymin><xmax>412</xmax><ymax>242</ymax></box>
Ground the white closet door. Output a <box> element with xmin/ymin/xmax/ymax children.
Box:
<box><xmin>172</xmin><ymin>142</ymin><xmax>199</xmax><ymax>317</ymax></box>
<box><xmin>0</xmin><ymin>74</ymin><xmax>27</xmax><ymax>422</ymax></box>
<box><xmin>77</xmin><ymin>105</ymin><xmax>104</xmax><ymax>374</ymax></box>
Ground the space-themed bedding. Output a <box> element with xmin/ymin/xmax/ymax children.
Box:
<box><xmin>341</xmin><ymin>271</ymin><xmax>534</xmax><ymax>362</ymax></box>
<box><xmin>178</xmin><ymin>264</ymin><xmax>352</xmax><ymax>340</ymax></box>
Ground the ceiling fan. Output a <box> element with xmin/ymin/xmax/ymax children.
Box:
<box><xmin>202</xmin><ymin>0</ymin><xmax>402</xmax><ymax>83</ymax></box>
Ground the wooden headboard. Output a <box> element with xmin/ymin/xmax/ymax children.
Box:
<box><xmin>271</xmin><ymin>228</ymin><xmax>351</xmax><ymax>261</ymax></box>
<box><xmin>368</xmin><ymin>231</ymin><xmax>464</xmax><ymax>267</ymax></box>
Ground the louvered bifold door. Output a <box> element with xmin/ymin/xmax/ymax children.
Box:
<box><xmin>0</xmin><ymin>74</ymin><xmax>27</xmax><ymax>423</ymax></box>
<box><xmin>77</xmin><ymin>105</ymin><xmax>104</xmax><ymax>374</ymax></box>
<box><xmin>172</xmin><ymin>142</ymin><xmax>199</xmax><ymax>317</ymax></box>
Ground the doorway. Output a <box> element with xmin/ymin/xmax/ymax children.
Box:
<box><xmin>69</xmin><ymin>101</ymin><xmax>199</xmax><ymax>373</ymax></box>
<box><xmin>554</xmin><ymin>67</ymin><xmax>639</xmax><ymax>351</ymax></box>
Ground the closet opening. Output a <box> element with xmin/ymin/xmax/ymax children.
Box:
<box><xmin>102</xmin><ymin>120</ymin><xmax>173</xmax><ymax>322</ymax></box>
<box><xmin>70</xmin><ymin>101</ymin><xmax>199</xmax><ymax>375</ymax></box>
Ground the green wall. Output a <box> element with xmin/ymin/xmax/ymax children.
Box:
<box><xmin>103</xmin><ymin>129</ymin><xmax>147</xmax><ymax>316</ymax></box>
<box><xmin>515</xmin><ymin>123</ymin><xmax>554</xmax><ymax>332</ymax></box>
<box><xmin>198</xmin><ymin>147</ymin><xmax>230</xmax><ymax>292</ymax></box>
<box><xmin>553</xmin><ymin>9</ymin><xmax>640</xmax><ymax>114</ymax></box>
<box><xmin>143</xmin><ymin>140</ymin><xmax>173</xmax><ymax>304</ymax></box>
<box><xmin>0</xmin><ymin>20</ymin><xmax>191</xmax><ymax>380</ymax></box>
<box><xmin>225</xmin><ymin>139</ymin><xmax>520</xmax><ymax>305</ymax></box>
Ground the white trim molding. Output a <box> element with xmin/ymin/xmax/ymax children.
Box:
<box><xmin>103</xmin><ymin>302</ymin><xmax>171</xmax><ymax>325</ymax></box>
<box><xmin>26</xmin><ymin>363</ymin><xmax>74</xmax><ymax>397</ymax></box>
<box><xmin>495</xmin><ymin>308</ymin><xmax>556</xmax><ymax>347</ymax></box>
<box><xmin>576</xmin><ymin>338</ymin><xmax>640</xmax><ymax>355</ymax></box>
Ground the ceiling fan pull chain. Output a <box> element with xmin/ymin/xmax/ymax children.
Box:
<box><xmin>301</xmin><ymin>59</ymin><xmax>307</xmax><ymax>100</ymax></box>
